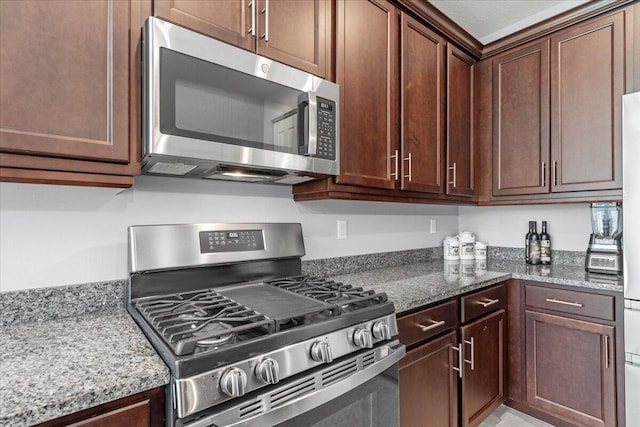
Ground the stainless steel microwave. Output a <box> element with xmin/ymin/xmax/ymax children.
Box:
<box><xmin>142</xmin><ymin>17</ymin><xmax>339</xmax><ymax>184</ymax></box>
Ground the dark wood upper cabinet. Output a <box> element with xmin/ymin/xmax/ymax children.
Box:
<box><xmin>492</xmin><ymin>41</ymin><xmax>550</xmax><ymax>197</ymax></box>
<box><xmin>0</xmin><ymin>0</ymin><xmax>143</xmax><ymax>187</ymax></box>
<box><xmin>335</xmin><ymin>0</ymin><xmax>399</xmax><ymax>189</ymax></box>
<box><xmin>400</xmin><ymin>13</ymin><xmax>446</xmax><ymax>194</ymax></box>
<box><xmin>550</xmin><ymin>12</ymin><xmax>624</xmax><ymax>192</ymax></box>
<box><xmin>255</xmin><ymin>0</ymin><xmax>330</xmax><ymax>78</ymax></box>
<box><xmin>461</xmin><ymin>309</ymin><xmax>505</xmax><ymax>427</ymax></box>
<box><xmin>488</xmin><ymin>8</ymin><xmax>627</xmax><ymax>200</ymax></box>
<box><xmin>154</xmin><ymin>0</ymin><xmax>331</xmax><ymax>78</ymax></box>
<box><xmin>154</xmin><ymin>0</ymin><xmax>254</xmax><ymax>50</ymax></box>
<box><xmin>525</xmin><ymin>310</ymin><xmax>616</xmax><ymax>427</ymax></box>
<box><xmin>446</xmin><ymin>45</ymin><xmax>475</xmax><ymax>197</ymax></box>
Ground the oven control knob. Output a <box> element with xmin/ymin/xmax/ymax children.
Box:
<box><xmin>353</xmin><ymin>328</ymin><xmax>373</xmax><ymax>348</ymax></box>
<box><xmin>255</xmin><ymin>358</ymin><xmax>280</xmax><ymax>385</ymax></box>
<box><xmin>220</xmin><ymin>368</ymin><xmax>248</xmax><ymax>397</ymax></box>
<box><xmin>372</xmin><ymin>321</ymin><xmax>391</xmax><ymax>340</ymax></box>
<box><xmin>310</xmin><ymin>341</ymin><xmax>333</xmax><ymax>363</ymax></box>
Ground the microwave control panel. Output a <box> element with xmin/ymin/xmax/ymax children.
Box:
<box><xmin>315</xmin><ymin>98</ymin><xmax>336</xmax><ymax>160</ymax></box>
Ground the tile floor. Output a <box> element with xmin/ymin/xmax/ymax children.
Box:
<box><xmin>479</xmin><ymin>405</ymin><xmax>553</xmax><ymax>427</ymax></box>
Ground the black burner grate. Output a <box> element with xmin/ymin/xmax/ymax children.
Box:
<box><xmin>265</xmin><ymin>275</ymin><xmax>388</xmax><ymax>313</ymax></box>
<box><xmin>134</xmin><ymin>289</ymin><xmax>273</xmax><ymax>355</ymax></box>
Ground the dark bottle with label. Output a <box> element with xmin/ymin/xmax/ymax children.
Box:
<box><xmin>528</xmin><ymin>222</ymin><xmax>541</xmax><ymax>265</ymax></box>
<box><xmin>525</xmin><ymin>221</ymin><xmax>534</xmax><ymax>263</ymax></box>
<box><xmin>540</xmin><ymin>221</ymin><xmax>551</xmax><ymax>265</ymax></box>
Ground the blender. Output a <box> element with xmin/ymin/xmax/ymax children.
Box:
<box><xmin>585</xmin><ymin>202</ymin><xmax>623</xmax><ymax>275</ymax></box>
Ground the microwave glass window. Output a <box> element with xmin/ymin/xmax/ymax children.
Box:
<box><xmin>160</xmin><ymin>48</ymin><xmax>304</xmax><ymax>154</ymax></box>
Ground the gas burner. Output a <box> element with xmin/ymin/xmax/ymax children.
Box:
<box><xmin>193</xmin><ymin>322</ymin><xmax>235</xmax><ymax>347</ymax></box>
<box><xmin>134</xmin><ymin>290</ymin><xmax>273</xmax><ymax>355</ymax></box>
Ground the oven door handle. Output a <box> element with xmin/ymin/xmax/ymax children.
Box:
<box><xmin>185</xmin><ymin>341</ymin><xmax>406</xmax><ymax>427</ymax></box>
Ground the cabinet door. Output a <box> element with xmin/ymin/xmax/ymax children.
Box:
<box><xmin>335</xmin><ymin>0</ymin><xmax>399</xmax><ymax>189</ymax></box>
<box><xmin>400</xmin><ymin>13</ymin><xmax>445</xmax><ymax>194</ymax></box>
<box><xmin>34</xmin><ymin>386</ymin><xmax>165</xmax><ymax>427</ymax></box>
<box><xmin>492</xmin><ymin>41</ymin><xmax>550</xmax><ymax>196</ymax></box>
<box><xmin>154</xmin><ymin>0</ymin><xmax>254</xmax><ymax>51</ymax></box>
<box><xmin>0</xmin><ymin>0</ymin><xmax>133</xmax><ymax>164</ymax></box>
<box><xmin>399</xmin><ymin>331</ymin><xmax>458</xmax><ymax>427</ymax></box>
<box><xmin>446</xmin><ymin>45</ymin><xmax>475</xmax><ymax>197</ymax></box>
<box><xmin>461</xmin><ymin>309</ymin><xmax>505</xmax><ymax>427</ymax></box>
<box><xmin>525</xmin><ymin>310</ymin><xmax>616</xmax><ymax>427</ymax></box>
<box><xmin>550</xmin><ymin>11</ymin><xmax>624</xmax><ymax>192</ymax></box>
<box><xmin>256</xmin><ymin>0</ymin><xmax>330</xmax><ymax>78</ymax></box>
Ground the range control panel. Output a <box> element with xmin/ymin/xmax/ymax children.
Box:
<box><xmin>199</xmin><ymin>230</ymin><xmax>264</xmax><ymax>253</ymax></box>
<box><xmin>315</xmin><ymin>98</ymin><xmax>336</xmax><ymax>160</ymax></box>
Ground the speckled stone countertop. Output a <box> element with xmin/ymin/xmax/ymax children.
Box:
<box><xmin>0</xmin><ymin>250</ymin><xmax>622</xmax><ymax>425</ymax></box>
<box><xmin>0</xmin><ymin>311</ymin><xmax>170</xmax><ymax>427</ymax></box>
<box><xmin>333</xmin><ymin>259</ymin><xmax>623</xmax><ymax>314</ymax></box>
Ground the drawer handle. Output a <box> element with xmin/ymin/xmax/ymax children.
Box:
<box><xmin>545</xmin><ymin>298</ymin><xmax>583</xmax><ymax>307</ymax></box>
<box><xmin>418</xmin><ymin>319</ymin><xmax>445</xmax><ymax>332</ymax></box>
<box><xmin>478</xmin><ymin>298</ymin><xmax>499</xmax><ymax>308</ymax></box>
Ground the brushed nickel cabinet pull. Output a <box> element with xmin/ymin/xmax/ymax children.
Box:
<box><xmin>604</xmin><ymin>335</ymin><xmax>610</xmax><ymax>369</ymax></box>
<box><xmin>248</xmin><ymin>1</ymin><xmax>256</xmax><ymax>36</ymax></box>
<box><xmin>541</xmin><ymin>162</ymin><xmax>546</xmax><ymax>187</ymax></box>
<box><xmin>404</xmin><ymin>153</ymin><xmax>412</xmax><ymax>182</ymax></box>
<box><xmin>260</xmin><ymin>0</ymin><xmax>269</xmax><ymax>41</ymax></box>
<box><xmin>464</xmin><ymin>337</ymin><xmax>475</xmax><ymax>370</ymax></box>
<box><xmin>545</xmin><ymin>298</ymin><xmax>583</xmax><ymax>307</ymax></box>
<box><xmin>448</xmin><ymin>163</ymin><xmax>457</xmax><ymax>187</ymax></box>
<box><xmin>478</xmin><ymin>298</ymin><xmax>499</xmax><ymax>308</ymax></box>
<box><xmin>553</xmin><ymin>161</ymin><xmax>558</xmax><ymax>186</ymax></box>
<box><xmin>452</xmin><ymin>343</ymin><xmax>463</xmax><ymax>378</ymax></box>
<box><xmin>390</xmin><ymin>150</ymin><xmax>399</xmax><ymax>180</ymax></box>
<box><xmin>418</xmin><ymin>319</ymin><xmax>445</xmax><ymax>332</ymax></box>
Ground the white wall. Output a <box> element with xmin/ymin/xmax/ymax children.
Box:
<box><xmin>458</xmin><ymin>204</ymin><xmax>592</xmax><ymax>251</ymax></box>
<box><xmin>0</xmin><ymin>177</ymin><xmax>458</xmax><ymax>291</ymax></box>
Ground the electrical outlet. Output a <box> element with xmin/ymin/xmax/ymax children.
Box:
<box><xmin>337</xmin><ymin>220</ymin><xmax>347</xmax><ymax>240</ymax></box>
<box><xmin>430</xmin><ymin>219</ymin><xmax>437</xmax><ymax>234</ymax></box>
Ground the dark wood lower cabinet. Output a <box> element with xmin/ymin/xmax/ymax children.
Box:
<box><xmin>461</xmin><ymin>309</ymin><xmax>505</xmax><ymax>427</ymax></box>
<box><xmin>34</xmin><ymin>387</ymin><xmax>165</xmax><ymax>427</ymax></box>
<box><xmin>400</xmin><ymin>331</ymin><xmax>458</xmax><ymax>427</ymax></box>
<box><xmin>525</xmin><ymin>310</ymin><xmax>616</xmax><ymax>427</ymax></box>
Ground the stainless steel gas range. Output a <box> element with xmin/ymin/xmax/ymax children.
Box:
<box><xmin>126</xmin><ymin>223</ymin><xmax>405</xmax><ymax>426</ymax></box>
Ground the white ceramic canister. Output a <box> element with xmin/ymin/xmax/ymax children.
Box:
<box><xmin>458</xmin><ymin>231</ymin><xmax>476</xmax><ymax>260</ymax></box>
<box><xmin>443</xmin><ymin>236</ymin><xmax>460</xmax><ymax>260</ymax></box>
<box><xmin>475</xmin><ymin>241</ymin><xmax>487</xmax><ymax>260</ymax></box>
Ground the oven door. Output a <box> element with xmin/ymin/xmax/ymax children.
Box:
<box><xmin>179</xmin><ymin>341</ymin><xmax>405</xmax><ymax>427</ymax></box>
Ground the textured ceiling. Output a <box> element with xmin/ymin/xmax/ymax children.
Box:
<box><xmin>428</xmin><ymin>0</ymin><xmax>592</xmax><ymax>44</ymax></box>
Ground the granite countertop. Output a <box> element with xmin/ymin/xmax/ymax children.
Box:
<box><xmin>0</xmin><ymin>255</ymin><xmax>623</xmax><ymax>426</ymax></box>
<box><xmin>0</xmin><ymin>310</ymin><xmax>170</xmax><ymax>427</ymax></box>
<box><xmin>333</xmin><ymin>259</ymin><xmax>623</xmax><ymax>314</ymax></box>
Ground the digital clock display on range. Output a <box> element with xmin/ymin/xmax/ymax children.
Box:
<box><xmin>199</xmin><ymin>229</ymin><xmax>264</xmax><ymax>253</ymax></box>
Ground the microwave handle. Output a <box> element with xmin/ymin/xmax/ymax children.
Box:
<box><xmin>297</xmin><ymin>92</ymin><xmax>317</xmax><ymax>156</ymax></box>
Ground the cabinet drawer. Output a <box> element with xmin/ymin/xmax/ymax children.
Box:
<box><xmin>525</xmin><ymin>284</ymin><xmax>614</xmax><ymax>321</ymax></box>
<box><xmin>398</xmin><ymin>299</ymin><xmax>458</xmax><ymax>346</ymax></box>
<box><xmin>461</xmin><ymin>284</ymin><xmax>506</xmax><ymax>323</ymax></box>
